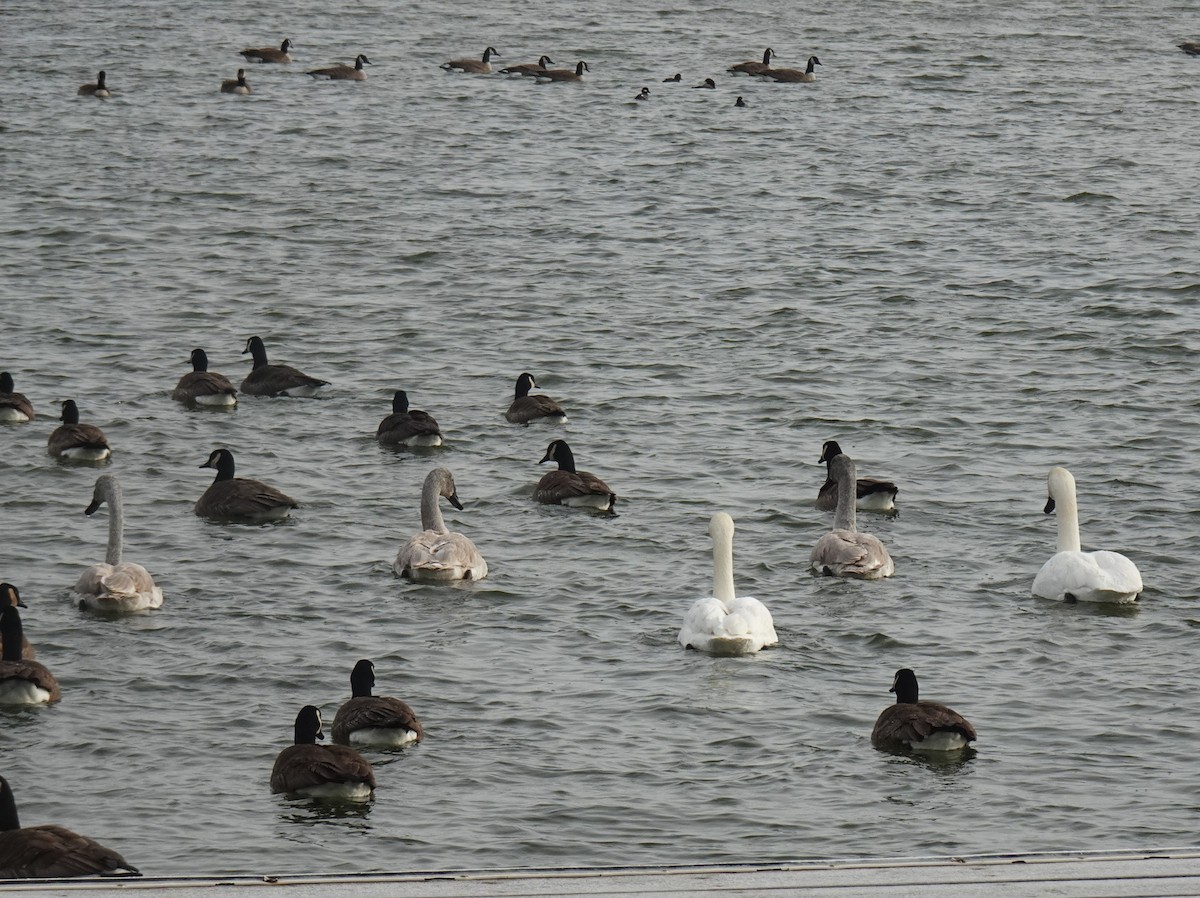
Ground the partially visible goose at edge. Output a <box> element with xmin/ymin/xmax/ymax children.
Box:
<box><xmin>810</xmin><ymin>454</ymin><xmax>894</xmax><ymax>579</ymax></box>
<box><xmin>376</xmin><ymin>390</ymin><xmax>443</xmax><ymax>447</ymax></box>
<box><xmin>678</xmin><ymin>513</ymin><xmax>778</xmax><ymax>656</ymax></box>
<box><xmin>196</xmin><ymin>448</ymin><xmax>299</xmax><ymax>523</ymax></box>
<box><xmin>535</xmin><ymin>439</ymin><xmax>616</xmax><ymax>511</ymax></box>
<box><xmin>307</xmin><ymin>55</ymin><xmax>371</xmax><ymax>81</ymax></box>
<box><xmin>220</xmin><ymin>69</ymin><xmax>251</xmax><ymax>94</ymax></box>
<box><xmin>729</xmin><ymin>47</ymin><xmax>775</xmax><ymax>75</ymax></box>
<box><xmin>47</xmin><ymin>400</ymin><xmax>110</xmax><ymax>461</ymax></box>
<box><xmin>816</xmin><ymin>440</ymin><xmax>898</xmax><ymax>513</ymax></box>
<box><xmin>172</xmin><ymin>348</ymin><xmax>237</xmax><ymax>407</ymax></box>
<box><xmin>270</xmin><ymin>705</ymin><xmax>375</xmax><ymax>802</ymax></box>
<box><xmin>504</xmin><ymin>372</ymin><xmax>566</xmax><ymax>424</ymax></box>
<box><xmin>1179</xmin><ymin>41</ymin><xmax>1200</xmax><ymax>56</ymax></box>
<box><xmin>240</xmin><ymin>335</ymin><xmax>329</xmax><ymax>397</ymax></box>
<box><xmin>1031</xmin><ymin>466</ymin><xmax>1142</xmax><ymax>604</ymax></box>
<box><xmin>74</xmin><ymin>475</ymin><xmax>164</xmax><ymax>613</ymax></box>
<box><xmin>871</xmin><ymin>668</ymin><xmax>977</xmax><ymax>753</ymax></box>
<box><xmin>535</xmin><ymin>61</ymin><xmax>589</xmax><ymax>82</ymax></box>
<box><xmin>241</xmin><ymin>38</ymin><xmax>293</xmax><ymax>63</ymax></box>
<box><xmin>0</xmin><ymin>584</ymin><xmax>35</xmax><ymax>660</ymax></box>
<box><xmin>394</xmin><ymin>467</ymin><xmax>488</xmax><ymax>581</ymax></box>
<box><xmin>0</xmin><ymin>776</ymin><xmax>139</xmax><ymax>878</ymax></box>
<box><xmin>442</xmin><ymin>47</ymin><xmax>499</xmax><ymax>73</ymax></box>
<box><xmin>0</xmin><ymin>372</ymin><xmax>35</xmax><ymax>422</ymax></box>
<box><xmin>332</xmin><ymin>659</ymin><xmax>424</xmax><ymax>748</ymax></box>
<box><xmin>0</xmin><ymin>605</ymin><xmax>60</xmax><ymax>706</ymax></box>
<box><xmin>499</xmin><ymin>55</ymin><xmax>553</xmax><ymax>76</ymax></box>
<box><xmin>78</xmin><ymin>71</ymin><xmax>111</xmax><ymax>97</ymax></box>
<box><xmin>768</xmin><ymin>55</ymin><xmax>821</xmax><ymax>82</ymax></box>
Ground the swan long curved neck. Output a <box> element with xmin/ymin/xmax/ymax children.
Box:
<box><xmin>103</xmin><ymin>478</ymin><xmax>125</xmax><ymax>565</ymax></box>
<box><xmin>1054</xmin><ymin>483</ymin><xmax>1082</xmax><ymax>553</ymax></box>
<box><xmin>832</xmin><ymin>459</ymin><xmax>857</xmax><ymax>532</ymax></box>
<box><xmin>712</xmin><ymin>522</ymin><xmax>736</xmax><ymax>602</ymax></box>
<box><xmin>420</xmin><ymin>478</ymin><xmax>449</xmax><ymax>534</ymax></box>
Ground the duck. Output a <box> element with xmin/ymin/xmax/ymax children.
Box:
<box><xmin>307</xmin><ymin>55</ymin><xmax>371</xmax><ymax>81</ymax></box>
<box><xmin>810</xmin><ymin>454</ymin><xmax>894</xmax><ymax>579</ymax></box>
<box><xmin>77</xmin><ymin>71</ymin><xmax>110</xmax><ymax>98</ymax></box>
<box><xmin>499</xmin><ymin>55</ymin><xmax>554</xmax><ymax>76</ymax></box>
<box><xmin>0</xmin><ymin>584</ymin><xmax>34</xmax><ymax>660</ymax></box>
<box><xmin>768</xmin><ymin>55</ymin><xmax>821</xmax><ymax>82</ymax></box>
<box><xmin>220</xmin><ymin>69</ymin><xmax>251</xmax><ymax>94</ymax></box>
<box><xmin>376</xmin><ymin>390</ymin><xmax>443</xmax><ymax>447</ymax></box>
<box><xmin>0</xmin><ymin>606</ymin><xmax>60</xmax><ymax>706</ymax></box>
<box><xmin>735</xmin><ymin>96</ymin><xmax>747</xmax><ymax>107</ymax></box>
<box><xmin>270</xmin><ymin>706</ymin><xmax>375</xmax><ymax>801</ymax></box>
<box><xmin>728</xmin><ymin>47</ymin><xmax>775</xmax><ymax>75</ymax></box>
<box><xmin>662</xmin><ymin>73</ymin><xmax>682</xmax><ymax>82</ymax></box>
<box><xmin>239</xmin><ymin>335</ymin><xmax>329</xmax><ymax>397</ymax></box>
<box><xmin>634</xmin><ymin>87</ymin><xmax>650</xmax><ymax>101</ymax></box>
<box><xmin>172</xmin><ymin>348</ymin><xmax>237</xmax><ymax>407</ymax></box>
<box><xmin>441</xmin><ymin>47</ymin><xmax>499</xmax><ymax>74</ymax></box>
<box><xmin>1179</xmin><ymin>41</ymin><xmax>1200</xmax><ymax>56</ymax></box>
<box><xmin>73</xmin><ymin>475</ymin><xmax>164</xmax><ymax>613</ymax></box>
<box><xmin>535</xmin><ymin>61</ymin><xmax>589</xmax><ymax>82</ymax></box>
<box><xmin>195</xmin><ymin>448</ymin><xmax>299</xmax><ymax>523</ymax></box>
<box><xmin>0</xmin><ymin>776</ymin><xmax>138</xmax><ymax>877</ymax></box>
<box><xmin>504</xmin><ymin>372</ymin><xmax>567</xmax><ymax>424</ymax></box>
<box><xmin>1031</xmin><ymin>466</ymin><xmax>1143</xmax><ymax>604</ymax></box>
<box><xmin>0</xmin><ymin>372</ymin><xmax>35</xmax><ymax>422</ymax></box>
<box><xmin>816</xmin><ymin>441</ymin><xmax>898</xmax><ymax>513</ymax></box>
<box><xmin>331</xmin><ymin>659</ymin><xmax>424</xmax><ymax>748</ymax></box>
<box><xmin>47</xmin><ymin>400</ymin><xmax>110</xmax><ymax>461</ymax></box>
<box><xmin>240</xmin><ymin>38</ymin><xmax>293</xmax><ymax>64</ymax></box>
<box><xmin>394</xmin><ymin>468</ymin><xmax>488</xmax><ymax>581</ymax></box>
<box><xmin>534</xmin><ymin>440</ymin><xmax>616</xmax><ymax>511</ymax></box>
<box><xmin>678</xmin><ymin>513</ymin><xmax>778</xmax><ymax>656</ymax></box>
<box><xmin>871</xmin><ymin>668</ymin><xmax>976</xmax><ymax>753</ymax></box>
<box><xmin>693</xmin><ymin>77</ymin><xmax>716</xmax><ymax>89</ymax></box>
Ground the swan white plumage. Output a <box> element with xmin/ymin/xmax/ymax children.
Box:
<box><xmin>1031</xmin><ymin>466</ymin><xmax>1142</xmax><ymax>604</ymax></box>
<box><xmin>73</xmin><ymin>475</ymin><xmax>164</xmax><ymax>612</ymax></box>
<box><xmin>393</xmin><ymin>468</ymin><xmax>488</xmax><ymax>582</ymax></box>
<box><xmin>678</xmin><ymin>513</ymin><xmax>778</xmax><ymax>656</ymax></box>
<box><xmin>810</xmin><ymin>454</ymin><xmax>894</xmax><ymax>579</ymax></box>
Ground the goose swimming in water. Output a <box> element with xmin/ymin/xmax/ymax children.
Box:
<box><xmin>504</xmin><ymin>372</ymin><xmax>567</xmax><ymax>424</ymax></box>
<box><xmin>307</xmin><ymin>55</ymin><xmax>371</xmax><ymax>81</ymax></box>
<box><xmin>810</xmin><ymin>454</ymin><xmax>894</xmax><ymax>579</ymax></box>
<box><xmin>0</xmin><ymin>584</ymin><xmax>34</xmax><ymax>660</ymax></box>
<box><xmin>73</xmin><ymin>475</ymin><xmax>164</xmax><ymax>613</ymax></box>
<box><xmin>172</xmin><ymin>348</ymin><xmax>237</xmax><ymax>407</ymax></box>
<box><xmin>442</xmin><ymin>47</ymin><xmax>499</xmax><ymax>73</ymax></box>
<box><xmin>240</xmin><ymin>38</ymin><xmax>293</xmax><ymax>63</ymax></box>
<box><xmin>768</xmin><ymin>55</ymin><xmax>821</xmax><ymax>82</ymax></box>
<box><xmin>220</xmin><ymin>69</ymin><xmax>251</xmax><ymax>94</ymax></box>
<box><xmin>376</xmin><ymin>390</ymin><xmax>443</xmax><ymax>447</ymax></box>
<box><xmin>394</xmin><ymin>468</ymin><xmax>488</xmax><ymax>581</ymax></box>
<box><xmin>871</xmin><ymin>668</ymin><xmax>976</xmax><ymax>753</ymax></box>
<box><xmin>499</xmin><ymin>55</ymin><xmax>554</xmax><ymax>76</ymax></box>
<box><xmin>331</xmin><ymin>659</ymin><xmax>424</xmax><ymax>748</ymax></box>
<box><xmin>47</xmin><ymin>400</ymin><xmax>110</xmax><ymax>461</ymax></box>
<box><xmin>240</xmin><ymin>336</ymin><xmax>329</xmax><ymax>397</ymax></box>
<box><xmin>77</xmin><ymin>71</ymin><xmax>111</xmax><ymax>97</ymax></box>
<box><xmin>535</xmin><ymin>61</ymin><xmax>589</xmax><ymax>82</ymax></box>
<box><xmin>270</xmin><ymin>706</ymin><xmax>376</xmax><ymax>801</ymax></box>
<box><xmin>0</xmin><ymin>372</ymin><xmax>35</xmax><ymax>423</ymax></box>
<box><xmin>0</xmin><ymin>606</ymin><xmax>60</xmax><ymax>706</ymax></box>
<box><xmin>534</xmin><ymin>440</ymin><xmax>616</xmax><ymax>511</ymax></box>
<box><xmin>195</xmin><ymin>448</ymin><xmax>299</xmax><ymax>523</ymax></box>
<box><xmin>816</xmin><ymin>441</ymin><xmax>898</xmax><ymax>512</ymax></box>
<box><xmin>728</xmin><ymin>48</ymin><xmax>775</xmax><ymax>75</ymax></box>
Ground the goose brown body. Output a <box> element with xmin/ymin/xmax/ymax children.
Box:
<box><xmin>331</xmin><ymin>660</ymin><xmax>424</xmax><ymax>747</ymax></box>
<box><xmin>195</xmin><ymin>448</ymin><xmax>298</xmax><ymax>523</ymax></box>
<box><xmin>47</xmin><ymin>401</ymin><xmax>110</xmax><ymax>460</ymax></box>
<box><xmin>172</xmin><ymin>349</ymin><xmax>237</xmax><ymax>407</ymax></box>
<box><xmin>240</xmin><ymin>39</ymin><xmax>293</xmax><ymax>63</ymax></box>
<box><xmin>0</xmin><ymin>373</ymin><xmax>35</xmax><ymax>422</ymax></box>
<box><xmin>871</xmin><ymin>669</ymin><xmax>976</xmax><ymax>752</ymax></box>
<box><xmin>240</xmin><ymin>336</ymin><xmax>329</xmax><ymax>397</ymax></box>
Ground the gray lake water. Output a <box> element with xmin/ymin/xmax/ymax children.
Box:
<box><xmin>2</xmin><ymin>0</ymin><xmax>1200</xmax><ymax>877</ymax></box>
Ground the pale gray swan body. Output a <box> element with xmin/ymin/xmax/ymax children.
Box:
<box><xmin>394</xmin><ymin>468</ymin><xmax>488</xmax><ymax>581</ymax></box>
<box><xmin>810</xmin><ymin>454</ymin><xmax>894</xmax><ymax>579</ymax></box>
<box><xmin>73</xmin><ymin>475</ymin><xmax>164</xmax><ymax>612</ymax></box>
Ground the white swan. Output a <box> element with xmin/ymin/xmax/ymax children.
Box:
<box><xmin>73</xmin><ymin>475</ymin><xmax>164</xmax><ymax>612</ymax></box>
<box><xmin>394</xmin><ymin>468</ymin><xmax>488</xmax><ymax>582</ymax></box>
<box><xmin>1032</xmin><ymin>466</ymin><xmax>1142</xmax><ymax>604</ymax></box>
<box><xmin>678</xmin><ymin>513</ymin><xmax>778</xmax><ymax>656</ymax></box>
<box><xmin>810</xmin><ymin>454</ymin><xmax>895</xmax><ymax>579</ymax></box>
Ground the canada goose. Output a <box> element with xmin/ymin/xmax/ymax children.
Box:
<box><xmin>535</xmin><ymin>439</ymin><xmax>616</xmax><ymax>511</ymax></box>
<box><xmin>0</xmin><ymin>372</ymin><xmax>35</xmax><ymax>422</ymax></box>
<box><xmin>810</xmin><ymin>454</ymin><xmax>894</xmax><ymax>579</ymax></box>
<box><xmin>1179</xmin><ymin>41</ymin><xmax>1200</xmax><ymax>56</ymax></box>
<box><xmin>270</xmin><ymin>706</ymin><xmax>375</xmax><ymax>801</ymax></box>
<box><xmin>0</xmin><ymin>776</ymin><xmax>138</xmax><ymax>877</ymax></box>
<box><xmin>871</xmin><ymin>668</ymin><xmax>976</xmax><ymax>753</ymax></box>
<box><xmin>240</xmin><ymin>335</ymin><xmax>329</xmax><ymax>397</ymax></box>
<box><xmin>195</xmin><ymin>448</ymin><xmax>299</xmax><ymax>523</ymax></box>
<box><xmin>499</xmin><ymin>55</ymin><xmax>554</xmax><ymax>75</ymax></box>
<box><xmin>220</xmin><ymin>69</ymin><xmax>251</xmax><ymax>94</ymax></box>
<box><xmin>307</xmin><ymin>54</ymin><xmax>371</xmax><ymax>81</ymax></box>
<box><xmin>535</xmin><ymin>61</ymin><xmax>589</xmax><ymax>82</ymax></box>
<box><xmin>634</xmin><ymin>87</ymin><xmax>650</xmax><ymax>100</ymax></box>
<box><xmin>77</xmin><ymin>71</ymin><xmax>110</xmax><ymax>98</ymax></box>
<box><xmin>735</xmin><ymin>96</ymin><xmax>746</xmax><ymax>107</ymax></box>
<box><xmin>1032</xmin><ymin>466</ymin><xmax>1143</xmax><ymax>604</ymax></box>
<box><xmin>816</xmin><ymin>441</ymin><xmax>898</xmax><ymax>513</ymax></box>
<box><xmin>0</xmin><ymin>584</ymin><xmax>34</xmax><ymax>660</ymax></box>
<box><xmin>662</xmin><ymin>73</ymin><xmax>682</xmax><ymax>82</ymax></box>
<box><xmin>376</xmin><ymin>390</ymin><xmax>443</xmax><ymax>447</ymax></box>
<box><xmin>504</xmin><ymin>372</ymin><xmax>567</xmax><ymax>424</ymax></box>
<box><xmin>240</xmin><ymin>38</ymin><xmax>293</xmax><ymax>64</ymax></box>
<box><xmin>768</xmin><ymin>55</ymin><xmax>821</xmax><ymax>82</ymax></box>
<box><xmin>74</xmin><ymin>475</ymin><xmax>164</xmax><ymax>613</ymax></box>
<box><xmin>47</xmin><ymin>400</ymin><xmax>110</xmax><ymax>461</ymax></box>
<box><xmin>331</xmin><ymin>659</ymin><xmax>424</xmax><ymax>748</ymax></box>
<box><xmin>0</xmin><ymin>606</ymin><xmax>60</xmax><ymax>705</ymax></box>
<box><xmin>693</xmin><ymin>77</ymin><xmax>716</xmax><ymax>88</ymax></box>
<box><xmin>678</xmin><ymin>513</ymin><xmax>778</xmax><ymax>655</ymax></box>
<box><xmin>728</xmin><ymin>47</ymin><xmax>775</xmax><ymax>75</ymax></box>
<box><xmin>172</xmin><ymin>348</ymin><xmax>237</xmax><ymax>407</ymax></box>
<box><xmin>394</xmin><ymin>467</ymin><xmax>488</xmax><ymax>581</ymax></box>
<box><xmin>442</xmin><ymin>47</ymin><xmax>499</xmax><ymax>74</ymax></box>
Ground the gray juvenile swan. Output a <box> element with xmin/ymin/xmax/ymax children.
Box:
<box><xmin>810</xmin><ymin>454</ymin><xmax>894</xmax><ymax>579</ymax></box>
<box><xmin>195</xmin><ymin>448</ymin><xmax>299</xmax><ymax>523</ymax></box>
<box><xmin>816</xmin><ymin>440</ymin><xmax>898</xmax><ymax>512</ymax></box>
<box><xmin>74</xmin><ymin>475</ymin><xmax>164</xmax><ymax>612</ymax></box>
<box><xmin>331</xmin><ymin>659</ymin><xmax>424</xmax><ymax>748</ymax></box>
<box><xmin>504</xmin><ymin>372</ymin><xmax>567</xmax><ymax>424</ymax></box>
<box><xmin>376</xmin><ymin>390</ymin><xmax>443</xmax><ymax>447</ymax></box>
<box><xmin>240</xmin><ymin>336</ymin><xmax>329</xmax><ymax>397</ymax></box>
<box><xmin>172</xmin><ymin>348</ymin><xmax>237</xmax><ymax>407</ymax></box>
<box><xmin>0</xmin><ymin>606</ymin><xmax>60</xmax><ymax>706</ymax></box>
<box><xmin>871</xmin><ymin>668</ymin><xmax>976</xmax><ymax>753</ymax></box>
<box><xmin>0</xmin><ymin>373</ymin><xmax>35</xmax><ymax>423</ymax></box>
<box><xmin>270</xmin><ymin>706</ymin><xmax>376</xmax><ymax>801</ymax></box>
<box><xmin>47</xmin><ymin>400</ymin><xmax>110</xmax><ymax>461</ymax></box>
<box><xmin>534</xmin><ymin>440</ymin><xmax>616</xmax><ymax>511</ymax></box>
<box><xmin>394</xmin><ymin>468</ymin><xmax>488</xmax><ymax>581</ymax></box>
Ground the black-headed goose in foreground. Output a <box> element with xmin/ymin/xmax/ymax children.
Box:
<box><xmin>0</xmin><ymin>584</ymin><xmax>34</xmax><ymax>660</ymax></box>
<box><xmin>270</xmin><ymin>706</ymin><xmax>376</xmax><ymax>801</ymax></box>
<box><xmin>47</xmin><ymin>400</ymin><xmax>110</xmax><ymax>461</ymax></box>
<box><xmin>239</xmin><ymin>335</ymin><xmax>329</xmax><ymax>397</ymax></box>
<box><xmin>0</xmin><ymin>372</ymin><xmax>35</xmax><ymax>422</ymax></box>
<box><xmin>0</xmin><ymin>605</ymin><xmax>60</xmax><ymax>706</ymax></box>
<box><xmin>442</xmin><ymin>47</ymin><xmax>499</xmax><ymax>73</ymax></box>
<box><xmin>74</xmin><ymin>475</ymin><xmax>164</xmax><ymax>613</ymax></box>
<box><xmin>871</xmin><ymin>668</ymin><xmax>977</xmax><ymax>753</ymax></box>
<box><xmin>504</xmin><ymin>372</ymin><xmax>567</xmax><ymax>424</ymax></box>
<box><xmin>307</xmin><ymin>55</ymin><xmax>371</xmax><ymax>81</ymax></box>
<box><xmin>816</xmin><ymin>441</ymin><xmax>898</xmax><ymax>512</ymax></box>
<box><xmin>728</xmin><ymin>48</ymin><xmax>775</xmax><ymax>75</ymax></box>
<box><xmin>499</xmin><ymin>55</ymin><xmax>554</xmax><ymax>76</ymax></box>
<box><xmin>331</xmin><ymin>659</ymin><xmax>424</xmax><ymax>748</ymax></box>
<box><xmin>0</xmin><ymin>776</ymin><xmax>139</xmax><ymax>877</ymax></box>
<box><xmin>77</xmin><ymin>71</ymin><xmax>111</xmax><ymax>97</ymax></box>
<box><xmin>220</xmin><ymin>69</ymin><xmax>251</xmax><ymax>94</ymax></box>
<box><xmin>535</xmin><ymin>61</ymin><xmax>589</xmax><ymax>82</ymax></box>
<box><xmin>810</xmin><ymin>454</ymin><xmax>894</xmax><ymax>579</ymax></box>
<box><xmin>195</xmin><ymin>448</ymin><xmax>299</xmax><ymax>523</ymax></box>
<box><xmin>172</xmin><ymin>348</ymin><xmax>237</xmax><ymax>407</ymax></box>
<box><xmin>376</xmin><ymin>390</ymin><xmax>443</xmax><ymax>447</ymax></box>
<box><xmin>768</xmin><ymin>55</ymin><xmax>821</xmax><ymax>82</ymax></box>
<box><xmin>394</xmin><ymin>468</ymin><xmax>488</xmax><ymax>581</ymax></box>
<box><xmin>241</xmin><ymin>38</ymin><xmax>293</xmax><ymax>63</ymax></box>
<box><xmin>535</xmin><ymin>440</ymin><xmax>616</xmax><ymax>512</ymax></box>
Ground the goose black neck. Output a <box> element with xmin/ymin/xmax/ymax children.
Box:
<box><xmin>191</xmin><ymin>349</ymin><xmax>209</xmax><ymax>372</ymax></box>
<box><xmin>0</xmin><ymin>373</ymin><xmax>13</xmax><ymax>393</ymax></box>
<box><xmin>819</xmin><ymin>440</ymin><xmax>843</xmax><ymax>467</ymax></box>
<box><xmin>210</xmin><ymin>450</ymin><xmax>236</xmax><ymax>482</ymax></box>
<box><xmin>245</xmin><ymin>337</ymin><xmax>269</xmax><ymax>369</ymax></box>
<box><xmin>1</xmin><ymin>606</ymin><xmax>24</xmax><ymax>663</ymax></box>
<box><xmin>514</xmin><ymin>373</ymin><xmax>535</xmax><ymax>399</ymax></box>
<box><xmin>294</xmin><ymin>706</ymin><xmax>323</xmax><ymax>745</ymax></box>
<box><xmin>350</xmin><ymin>660</ymin><xmax>376</xmax><ymax>698</ymax></box>
<box><xmin>891</xmin><ymin>669</ymin><xmax>919</xmax><ymax>704</ymax></box>
<box><xmin>0</xmin><ymin>778</ymin><xmax>20</xmax><ymax>831</ymax></box>
<box><xmin>391</xmin><ymin>391</ymin><xmax>409</xmax><ymax>414</ymax></box>
<box><xmin>60</xmin><ymin>400</ymin><xmax>80</xmax><ymax>424</ymax></box>
<box><xmin>549</xmin><ymin>441</ymin><xmax>577</xmax><ymax>473</ymax></box>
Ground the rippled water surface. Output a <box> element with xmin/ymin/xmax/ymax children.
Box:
<box><xmin>2</xmin><ymin>0</ymin><xmax>1200</xmax><ymax>877</ymax></box>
